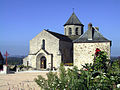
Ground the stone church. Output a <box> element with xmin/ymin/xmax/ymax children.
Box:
<box><xmin>23</xmin><ymin>12</ymin><xmax>111</xmax><ymax>70</ymax></box>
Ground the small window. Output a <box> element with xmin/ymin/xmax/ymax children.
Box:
<box><xmin>75</xmin><ymin>27</ymin><xmax>78</xmax><ymax>35</ymax></box>
<box><xmin>42</xmin><ymin>39</ymin><xmax>45</xmax><ymax>49</ymax></box>
<box><xmin>65</xmin><ymin>28</ymin><xmax>66</xmax><ymax>35</ymax></box>
<box><xmin>27</xmin><ymin>61</ymin><xmax>29</xmax><ymax>66</ymax></box>
<box><xmin>69</xmin><ymin>28</ymin><xmax>72</xmax><ymax>35</ymax></box>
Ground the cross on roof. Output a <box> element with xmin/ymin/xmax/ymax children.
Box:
<box><xmin>4</xmin><ymin>51</ymin><xmax>9</xmax><ymax>57</ymax></box>
<box><xmin>4</xmin><ymin>51</ymin><xmax>9</xmax><ymax>66</ymax></box>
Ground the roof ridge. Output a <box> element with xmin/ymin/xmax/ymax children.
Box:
<box><xmin>45</xmin><ymin>30</ymin><xmax>67</xmax><ymax>36</ymax></box>
<box><xmin>45</xmin><ymin>30</ymin><xmax>72</xmax><ymax>42</ymax></box>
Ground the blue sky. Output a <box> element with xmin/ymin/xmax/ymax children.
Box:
<box><xmin>0</xmin><ymin>0</ymin><xmax>120</xmax><ymax>56</ymax></box>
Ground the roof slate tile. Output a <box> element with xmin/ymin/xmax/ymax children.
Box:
<box><xmin>64</xmin><ymin>12</ymin><xmax>83</xmax><ymax>26</ymax></box>
<box><xmin>73</xmin><ymin>28</ymin><xmax>111</xmax><ymax>43</ymax></box>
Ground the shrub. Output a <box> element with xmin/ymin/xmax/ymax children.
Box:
<box><xmin>35</xmin><ymin>49</ymin><xmax>120</xmax><ymax>89</ymax></box>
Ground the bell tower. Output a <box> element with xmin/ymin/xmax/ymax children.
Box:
<box><xmin>64</xmin><ymin>12</ymin><xmax>84</xmax><ymax>36</ymax></box>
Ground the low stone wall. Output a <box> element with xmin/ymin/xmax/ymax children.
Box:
<box><xmin>0</xmin><ymin>65</ymin><xmax>7</xmax><ymax>74</ymax></box>
<box><xmin>15</xmin><ymin>70</ymin><xmax>57</xmax><ymax>74</ymax></box>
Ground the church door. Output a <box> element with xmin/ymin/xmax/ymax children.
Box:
<box><xmin>40</xmin><ymin>56</ymin><xmax>46</xmax><ymax>69</ymax></box>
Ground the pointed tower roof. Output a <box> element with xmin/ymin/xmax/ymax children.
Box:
<box><xmin>64</xmin><ymin>12</ymin><xmax>83</xmax><ymax>26</ymax></box>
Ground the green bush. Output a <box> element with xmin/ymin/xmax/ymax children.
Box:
<box><xmin>35</xmin><ymin>49</ymin><xmax>120</xmax><ymax>90</ymax></box>
<box><xmin>17</xmin><ymin>64</ymin><xmax>32</xmax><ymax>70</ymax></box>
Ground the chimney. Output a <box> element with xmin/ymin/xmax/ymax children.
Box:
<box><xmin>88</xmin><ymin>23</ymin><xmax>93</xmax><ymax>40</ymax></box>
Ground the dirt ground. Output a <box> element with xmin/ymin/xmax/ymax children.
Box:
<box><xmin>0</xmin><ymin>72</ymin><xmax>49</xmax><ymax>90</ymax></box>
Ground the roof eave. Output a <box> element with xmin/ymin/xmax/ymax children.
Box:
<box><xmin>73</xmin><ymin>40</ymin><xmax>111</xmax><ymax>43</ymax></box>
<box><xmin>64</xmin><ymin>24</ymin><xmax>84</xmax><ymax>26</ymax></box>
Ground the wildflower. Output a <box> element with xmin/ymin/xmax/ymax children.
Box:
<box><xmin>96</xmin><ymin>76</ymin><xmax>100</xmax><ymax>78</ymax></box>
<box><xmin>84</xmin><ymin>68</ymin><xmax>88</xmax><ymax>71</ymax></box>
<box><xmin>90</xmin><ymin>69</ymin><xmax>93</xmax><ymax>71</ymax></box>
<box><xmin>103</xmin><ymin>73</ymin><xmax>106</xmax><ymax>75</ymax></box>
<box><xmin>91</xmin><ymin>77</ymin><xmax>94</xmax><ymax>79</ymax></box>
<box><xmin>52</xmin><ymin>84</ymin><xmax>54</xmax><ymax>86</ymax></box>
<box><xmin>65</xmin><ymin>85</ymin><xmax>67</xmax><ymax>87</ymax></box>
<box><xmin>110</xmin><ymin>76</ymin><xmax>115</xmax><ymax>80</ymax></box>
<box><xmin>103</xmin><ymin>74</ymin><xmax>106</xmax><ymax>77</ymax></box>
<box><xmin>42</xmin><ymin>83</ymin><xmax>44</xmax><ymax>85</ymax></box>
<box><xmin>57</xmin><ymin>84</ymin><xmax>60</xmax><ymax>86</ymax></box>
<box><xmin>117</xmin><ymin>84</ymin><xmax>120</xmax><ymax>88</ymax></box>
<box><xmin>59</xmin><ymin>81</ymin><xmax>61</xmax><ymax>83</ymax></box>
<box><xmin>111</xmin><ymin>76</ymin><xmax>114</xmax><ymax>78</ymax></box>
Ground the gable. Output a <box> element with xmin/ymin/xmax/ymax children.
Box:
<box><xmin>31</xmin><ymin>30</ymin><xmax>58</xmax><ymax>41</ymax></box>
<box><xmin>29</xmin><ymin>30</ymin><xmax>60</xmax><ymax>54</ymax></box>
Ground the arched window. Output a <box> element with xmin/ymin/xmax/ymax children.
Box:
<box><xmin>42</xmin><ymin>39</ymin><xmax>45</xmax><ymax>49</ymax></box>
<box><xmin>75</xmin><ymin>27</ymin><xmax>78</xmax><ymax>35</ymax></box>
<box><xmin>69</xmin><ymin>28</ymin><xmax>72</xmax><ymax>35</ymax></box>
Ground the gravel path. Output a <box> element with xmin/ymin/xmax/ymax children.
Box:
<box><xmin>0</xmin><ymin>72</ymin><xmax>49</xmax><ymax>90</ymax></box>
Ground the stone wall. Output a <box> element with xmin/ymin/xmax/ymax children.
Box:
<box><xmin>23</xmin><ymin>55</ymin><xmax>37</xmax><ymax>69</ymax></box>
<box><xmin>60</xmin><ymin>41</ymin><xmax>73</xmax><ymax>63</ymax></box>
<box><xmin>74</xmin><ymin>42</ymin><xmax>111</xmax><ymax>69</ymax></box>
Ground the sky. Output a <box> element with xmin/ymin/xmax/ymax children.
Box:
<box><xmin>0</xmin><ymin>0</ymin><xmax>120</xmax><ymax>56</ymax></box>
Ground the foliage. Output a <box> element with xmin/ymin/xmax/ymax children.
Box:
<box><xmin>17</xmin><ymin>64</ymin><xmax>25</xmax><ymax>68</ymax></box>
<box><xmin>35</xmin><ymin>64</ymin><xmax>82</xmax><ymax>90</ymax></box>
<box><xmin>5</xmin><ymin>56</ymin><xmax>23</xmax><ymax>65</ymax></box>
<box><xmin>93</xmin><ymin>48</ymin><xmax>109</xmax><ymax>72</ymax></box>
<box><xmin>17</xmin><ymin>64</ymin><xmax>32</xmax><ymax>71</ymax></box>
<box><xmin>35</xmin><ymin>49</ymin><xmax>120</xmax><ymax>90</ymax></box>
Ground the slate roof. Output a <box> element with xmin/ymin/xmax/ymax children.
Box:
<box><xmin>45</xmin><ymin>30</ymin><xmax>72</xmax><ymax>42</ymax></box>
<box><xmin>73</xmin><ymin>28</ymin><xmax>111</xmax><ymax>43</ymax></box>
<box><xmin>68</xmin><ymin>35</ymin><xmax>81</xmax><ymax>41</ymax></box>
<box><xmin>64</xmin><ymin>12</ymin><xmax>83</xmax><ymax>26</ymax></box>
